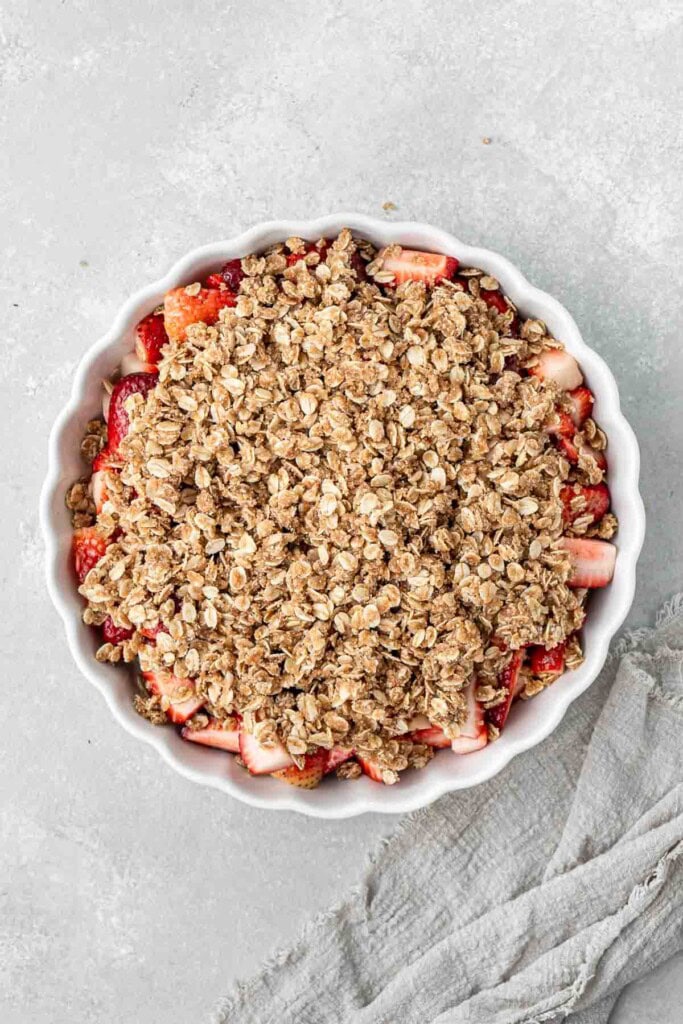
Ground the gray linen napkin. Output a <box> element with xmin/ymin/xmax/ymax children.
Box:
<box><xmin>212</xmin><ymin>597</ymin><xmax>683</xmax><ymax>1024</ymax></box>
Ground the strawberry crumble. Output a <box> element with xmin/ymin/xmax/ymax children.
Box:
<box><xmin>67</xmin><ymin>231</ymin><xmax>618</xmax><ymax>789</ymax></box>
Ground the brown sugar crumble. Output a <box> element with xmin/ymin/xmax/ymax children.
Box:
<box><xmin>67</xmin><ymin>229</ymin><xmax>616</xmax><ymax>785</ymax></box>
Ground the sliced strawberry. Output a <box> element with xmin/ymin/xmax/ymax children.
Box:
<box><xmin>452</xmin><ymin>678</ymin><xmax>488</xmax><ymax>753</ymax></box>
<box><xmin>181</xmin><ymin>716</ymin><xmax>240</xmax><ymax>753</ymax></box>
<box><xmin>72</xmin><ymin>527</ymin><xmax>110</xmax><ymax>583</ymax></box>
<box><xmin>560</xmin><ymin>483</ymin><xmax>610</xmax><ymax>524</ymax></box>
<box><xmin>217</xmin><ymin>259</ymin><xmax>245</xmax><ymax>292</ymax></box>
<box><xmin>272</xmin><ymin>750</ymin><xmax>327</xmax><ymax>788</ymax></box>
<box><xmin>487</xmin><ymin>649</ymin><xmax>524</xmax><ymax>732</ymax></box>
<box><xmin>559</xmin><ymin>438</ymin><xmax>606</xmax><ymax>471</ymax></box>
<box><xmin>134</xmin><ymin>311</ymin><xmax>169</xmax><ymax>365</ymax></box>
<box><xmin>378</xmin><ymin>247</ymin><xmax>459</xmax><ymax>286</ymax></box>
<box><xmin>356</xmin><ymin>754</ymin><xmax>385</xmax><ymax>783</ymax></box>
<box><xmin>557</xmin><ymin>435</ymin><xmax>580</xmax><ymax>464</ymax></box>
<box><xmin>101</xmin><ymin>616</ymin><xmax>133</xmax><ymax>644</ymax></box>
<box><xmin>164</xmin><ymin>286</ymin><xmax>237</xmax><ymax>343</ymax></box>
<box><xmin>238</xmin><ymin>731</ymin><xmax>293</xmax><ymax>774</ymax></box>
<box><xmin>140</xmin><ymin>621</ymin><xmax>170</xmax><ymax>641</ymax></box>
<box><xmin>481</xmin><ymin>289</ymin><xmax>509</xmax><ymax>315</ymax></box>
<box><xmin>91</xmin><ymin>446</ymin><xmax>119</xmax><ymax>513</ymax></box>
<box><xmin>545</xmin><ymin>408</ymin><xmax>576</xmax><ymax>438</ymax></box>
<box><xmin>451</xmin><ymin>732</ymin><xmax>488</xmax><ymax>754</ymax></box>
<box><xmin>529</xmin><ymin>643</ymin><xmax>566</xmax><ymax>675</ymax></box>
<box><xmin>286</xmin><ymin>241</ymin><xmax>329</xmax><ymax>266</ymax></box>
<box><xmin>92</xmin><ymin>446</ymin><xmax>117</xmax><ymax>473</ymax></box>
<box><xmin>107</xmin><ymin>372</ymin><xmax>158</xmax><ymax>453</ymax></box>
<box><xmin>454</xmin><ymin>275</ymin><xmax>471</xmax><ymax>292</ymax></box>
<box><xmin>579</xmin><ymin>444</ymin><xmax>608</xmax><ymax>471</ymax></box>
<box><xmin>204</xmin><ymin>273</ymin><xmax>225</xmax><ymax>289</ymax></box>
<box><xmin>567</xmin><ymin>386</ymin><xmax>594</xmax><ymax>427</ymax></box>
<box><xmin>91</xmin><ymin>474</ymin><xmax>107</xmax><ymax>512</ymax></box>
<box><xmin>529</xmin><ymin>349</ymin><xmax>583</xmax><ymax>391</ymax></box>
<box><xmin>560</xmin><ymin>537</ymin><xmax>617</xmax><ymax>588</ymax></box>
<box><xmin>410</xmin><ymin>725</ymin><xmax>451</xmax><ymax>748</ymax></box>
<box><xmin>324</xmin><ymin>748</ymin><xmax>354</xmax><ymax>774</ymax></box>
<box><xmin>142</xmin><ymin>670</ymin><xmax>204</xmax><ymax>724</ymax></box>
<box><xmin>120</xmin><ymin>351</ymin><xmax>158</xmax><ymax>376</ymax></box>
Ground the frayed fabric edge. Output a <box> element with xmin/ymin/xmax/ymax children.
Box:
<box><xmin>521</xmin><ymin>838</ymin><xmax>683</xmax><ymax>1024</ymax></box>
<box><xmin>610</xmin><ymin>591</ymin><xmax>683</xmax><ymax>661</ymax></box>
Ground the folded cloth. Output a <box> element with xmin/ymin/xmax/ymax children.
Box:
<box><xmin>212</xmin><ymin>597</ymin><xmax>683</xmax><ymax>1024</ymax></box>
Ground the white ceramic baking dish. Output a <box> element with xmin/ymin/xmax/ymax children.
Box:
<box><xmin>40</xmin><ymin>214</ymin><xmax>645</xmax><ymax>818</ymax></box>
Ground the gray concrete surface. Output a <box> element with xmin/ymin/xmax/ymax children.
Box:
<box><xmin>1</xmin><ymin>1</ymin><xmax>682</xmax><ymax>1021</ymax></box>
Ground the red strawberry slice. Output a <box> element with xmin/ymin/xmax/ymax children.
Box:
<box><xmin>579</xmin><ymin>444</ymin><xmax>608</xmax><ymax>471</ymax></box>
<box><xmin>560</xmin><ymin>483</ymin><xmax>610</xmax><ymax>524</ymax></box>
<box><xmin>101</xmin><ymin>616</ymin><xmax>133</xmax><ymax>644</ymax></box>
<box><xmin>487</xmin><ymin>649</ymin><xmax>524</xmax><ymax>732</ymax></box>
<box><xmin>567</xmin><ymin>386</ymin><xmax>594</xmax><ymax>427</ymax></box>
<box><xmin>452</xmin><ymin>678</ymin><xmax>488</xmax><ymax>753</ymax></box>
<box><xmin>90</xmin><ymin>446</ymin><xmax>120</xmax><ymax>512</ymax></box>
<box><xmin>92</xmin><ymin>470</ymin><xmax>112</xmax><ymax>511</ymax></box>
<box><xmin>410</xmin><ymin>725</ymin><xmax>451</xmax><ymax>748</ymax></box>
<box><xmin>135</xmin><ymin>311</ymin><xmax>169</xmax><ymax>365</ymax></box>
<box><xmin>238</xmin><ymin>731</ymin><xmax>293</xmax><ymax>774</ymax></box>
<box><xmin>272</xmin><ymin>750</ymin><xmax>327</xmax><ymax>788</ymax></box>
<box><xmin>545</xmin><ymin>408</ymin><xmax>576</xmax><ymax>438</ymax></box>
<box><xmin>91</xmin><ymin>446</ymin><xmax>120</xmax><ymax>512</ymax></box>
<box><xmin>218</xmin><ymin>259</ymin><xmax>245</xmax><ymax>292</ymax></box>
<box><xmin>529</xmin><ymin>643</ymin><xmax>566</xmax><ymax>675</ymax></box>
<box><xmin>141</xmin><ymin>670</ymin><xmax>204</xmax><ymax>724</ymax></box>
<box><xmin>378</xmin><ymin>247</ymin><xmax>459</xmax><ymax>286</ymax></box>
<box><xmin>356</xmin><ymin>754</ymin><xmax>386</xmax><ymax>783</ymax></box>
<box><xmin>204</xmin><ymin>273</ymin><xmax>224</xmax><ymax>288</ymax></box>
<box><xmin>529</xmin><ymin>350</ymin><xmax>583</xmax><ymax>390</ymax></box>
<box><xmin>92</xmin><ymin>446</ymin><xmax>117</xmax><ymax>473</ymax></box>
<box><xmin>481</xmin><ymin>289</ymin><xmax>509</xmax><ymax>314</ymax></box>
<box><xmin>557</xmin><ymin>435</ymin><xmax>579</xmax><ymax>464</ymax></box>
<box><xmin>72</xmin><ymin>527</ymin><xmax>110</xmax><ymax>583</ymax></box>
<box><xmin>164</xmin><ymin>286</ymin><xmax>236</xmax><ymax>343</ymax></box>
<box><xmin>181</xmin><ymin>716</ymin><xmax>240</xmax><ymax>753</ymax></box>
<box><xmin>454</xmin><ymin>276</ymin><xmax>471</xmax><ymax>293</ymax></box>
<box><xmin>560</xmin><ymin>537</ymin><xmax>617</xmax><ymax>588</ymax></box>
<box><xmin>286</xmin><ymin>241</ymin><xmax>329</xmax><ymax>266</ymax></box>
<box><xmin>107</xmin><ymin>372</ymin><xmax>158</xmax><ymax>453</ymax></box>
<box><xmin>120</xmin><ymin>351</ymin><xmax>158</xmax><ymax>376</ymax></box>
<box><xmin>140</xmin><ymin>621</ymin><xmax>170</xmax><ymax>641</ymax></box>
<box><xmin>324</xmin><ymin>748</ymin><xmax>354</xmax><ymax>774</ymax></box>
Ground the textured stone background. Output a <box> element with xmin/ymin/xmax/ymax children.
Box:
<box><xmin>1</xmin><ymin>1</ymin><xmax>682</xmax><ymax>1021</ymax></box>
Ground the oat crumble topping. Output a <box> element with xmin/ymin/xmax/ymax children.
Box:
<box><xmin>67</xmin><ymin>230</ymin><xmax>616</xmax><ymax>782</ymax></box>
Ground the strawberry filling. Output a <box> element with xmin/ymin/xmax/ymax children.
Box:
<box><xmin>72</xmin><ymin>235</ymin><xmax>617</xmax><ymax>791</ymax></box>
<box><xmin>101</xmin><ymin>617</ymin><xmax>134</xmax><ymax>645</ymax></box>
<box><xmin>487</xmin><ymin>650</ymin><xmax>524</xmax><ymax>732</ymax></box>
<box><xmin>164</xmin><ymin>286</ymin><xmax>237</xmax><ymax>343</ymax></box>
<box><xmin>529</xmin><ymin>643</ymin><xmax>566</xmax><ymax>675</ymax></box>
<box><xmin>560</xmin><ymin>483</ymin><xmax>610</xmax><ymax>525</ymax></box>
<box><xmin>72</xmin><ymin>527</ymin><xmax>110</xmax><ymax>583</ymax></box>
<box><xmin>480</xmin><ymin>289</ymin><xmax>509</xmax><ymax>315</ymax></box>
<box><xmin>107</xmin><ymin>372</ymin><xmax>158</xmax><ymax>454</ymax></box>
<box><xmin>378</xmin><ymin>247</ymin><xmax>459</xmax><ymax>286</ymax></box>
<box><xmin>134</xmin><ymin>311</ymin><xmax>168</xmax><ymax>365</ymax></box>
